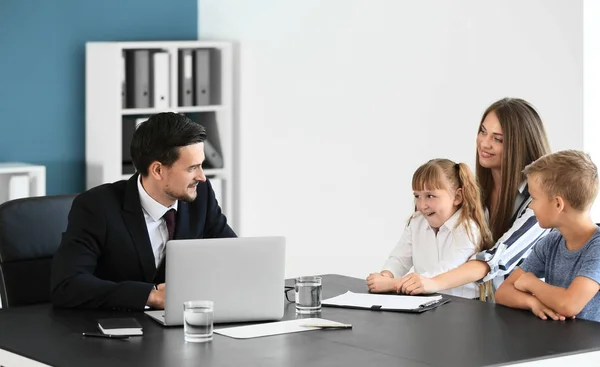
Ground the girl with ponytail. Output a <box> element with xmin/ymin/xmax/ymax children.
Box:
<box><xmin>390</xmin><ymin>98</ymin><xmax>552</xmax><ymax>302</ymax></box>
<box><xmin>367</xmin><ymin>159</ymin><xmax>492</xmax><ymax>299</ymax></box>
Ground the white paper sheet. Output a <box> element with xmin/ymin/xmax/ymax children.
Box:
<box><xmin>323</xmin><ymin>291</ymin><xmax>442</xmax><ymax>310</ymax></box>
<box><xmin>214</xmin><ymin>318</ymin><xmax>349</xmax><ymax>339</ymax></box>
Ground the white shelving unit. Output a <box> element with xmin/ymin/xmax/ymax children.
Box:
<box><xmin>0</xmin><ymin>163</ymin><xmax>46</xmax><ymax>205</ymax></box>
<box><xmin>85</xmin><ymin>41</ymin><xmax>234</xmax><ymax>225</ymax></box>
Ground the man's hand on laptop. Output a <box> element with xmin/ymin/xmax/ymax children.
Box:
<box><xmin>147</xmin><ymin>283</ymin><xmax>166</xmax><ymax>309</ymax></box>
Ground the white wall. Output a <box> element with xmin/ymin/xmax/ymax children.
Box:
<box><xmin>199</xmin><ymin>0</ymin><xmax>583</xmax><ymax>278</ymax></box>
<box><xmin>584</xmin><ymin>0</ymin><xmax>600</xmax><ymax>221</ymax></box>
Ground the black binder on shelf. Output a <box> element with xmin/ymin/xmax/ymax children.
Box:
<box><xmin>203</xmin><ymin>139</ymin><xmax>223</xmax><ymax>168</ymax></box>
<box><xmin>125</xmin><ymin>50</ymin><xmax>150</xmax><ymax>108</ymax></box>
<box><xmin>178</xmin><ymin>49</ymin><xmax>194</xmax><ymax>106</ymax></box>
<box><xmin>121</xmin><ymin>52</ymin><xmax>126</xmax><ymax>108</ymax></box>
<box><xmin>122</xmin><ymin>118</ymin><xmax>136</xmax><ymax>174</ymax></box>
<box><xmin>322</xmin><ymin>291</ymin><xmax>450</xmax><ymax>313</ymax></box>
<box><xmin>194</xmin><ymin>49</ymin><xmax>210</xmax><ymax>106</ymax></box>
<box><xmin>122</xmin><ymin>117</ymin><xmax>147</xmax><ymax>175</ymax></box>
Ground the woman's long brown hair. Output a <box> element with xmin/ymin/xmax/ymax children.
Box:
<box><xmin>476</xmin><ymin>98</ymin><xmax>550</xmax><ymax>242</ymax></box>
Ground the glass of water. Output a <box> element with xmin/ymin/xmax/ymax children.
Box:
<box><xmin>183</xmin><ymin>300</ymin><xmax>214</xmax><ymax>343</ymax></box>
<box><xmin>295</xmin><ymin>276</ymin><xmax>322</xmax><ymax>314</ymax></box>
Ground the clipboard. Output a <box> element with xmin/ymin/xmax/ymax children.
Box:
<box><xmin>322</xmin><ymin>291</ymin><xmax>451</xmax><ymax>313</ymax></box>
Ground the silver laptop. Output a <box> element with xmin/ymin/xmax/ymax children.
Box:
<box><xmin>145</xmin><ymin>236</ymin><xmax>286</xmax><ymax>326</ymax></box>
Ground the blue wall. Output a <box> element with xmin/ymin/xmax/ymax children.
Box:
<box><xmin>0</xmin><ymin>0</ymin><xmax>198</xmax><ymax>195</ymax></box>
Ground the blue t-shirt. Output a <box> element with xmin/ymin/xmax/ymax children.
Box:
<box><xmin>520</xmin><ymin>228</ymin><xmax>600</xmax><ymax>322</ymax></box>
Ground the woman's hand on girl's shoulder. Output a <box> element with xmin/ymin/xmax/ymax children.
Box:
<box><xmin>395</xmin><ymin>273</ymin><xmax>437</xmax><ymax>295</ymax></box>
<box><xmin>366</xmin><ymin>273</ymin><xmax>397</xmax><ymax>293</ymax></box>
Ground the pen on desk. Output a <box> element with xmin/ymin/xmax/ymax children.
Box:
<box><xmin>82</xmin><ymin>332</ymin><xmax>130</xmax><ymax>340</ymax></box>
<box><xmin>301</xmin><ymin>323</ymin><xmax>353</xmax><ymax>329</ymax></box>
<box><xmin>419</xmin><ymin>299</ymin><xmax>441</xmax><ymax>308</ymax></box>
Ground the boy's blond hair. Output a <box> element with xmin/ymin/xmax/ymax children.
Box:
<box><xmin>523</xmin><ymin>150</ymin><xmax>599</xmax><ymax>211</ymax></box>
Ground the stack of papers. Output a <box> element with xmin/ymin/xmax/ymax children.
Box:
<box><xmin>214</xmin><ymin>318</ymin><xmax>350</xmax><ymax>339</ymax></box>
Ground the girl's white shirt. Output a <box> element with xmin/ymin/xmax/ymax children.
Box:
<box><xmin>382</xmin><ymin>208</ymin><xmax>480</xmax><ymax>299</ymax></box>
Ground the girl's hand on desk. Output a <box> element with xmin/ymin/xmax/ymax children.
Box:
<box><xmin>366</xmin><ymin>273</ymin><xmax>397</xmax><ymax>293</ymax></box>
<box><xmin>395</xmin><ymin>273</ymin><xmax>438</xmax><ymax>295</ymax></box>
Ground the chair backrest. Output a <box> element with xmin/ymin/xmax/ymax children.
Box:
<box><xmin>0</xmin><ymin>195</ymin><xmax>76</xmax><ymax>308</ymax></box>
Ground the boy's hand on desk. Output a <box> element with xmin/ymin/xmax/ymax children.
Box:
<box><xmin>528</xmin><ymin>297</ymin><xmax>566</xmax><ymax>321</ymax></box>
<box><xmin>395</xmin><ymin>273</ymin><xmax>437</xmax><ymax>295</ymax></box>
<box><xmin>366</xmin><ymin>273</ymin><xmax>396</xmax><ymax>293</ymax></box>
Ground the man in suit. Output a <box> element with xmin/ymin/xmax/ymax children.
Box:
<box><xmin>51</xmin><ymin>113</ymin><xmax>236</xmax><ymax>310</ymax></box>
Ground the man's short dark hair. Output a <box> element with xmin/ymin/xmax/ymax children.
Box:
<box><xmin>131</xmin><ymin>112</ymin><xmax>207</xmax><ymax>176</ymax></box>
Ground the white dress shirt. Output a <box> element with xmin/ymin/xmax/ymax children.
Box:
<box><xmin>382</xmin><ymin>208</ymin><xmax>480</xmax><ymax>298</ymax></box>
<box><xmin>137</xmin><ymin>175</ymin><xmax>178</xmax><ymax>267</ymax></box>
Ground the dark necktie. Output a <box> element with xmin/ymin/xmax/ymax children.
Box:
<box><xmin>163</xmin><ymin>209</ymin><xmax>176</xmax><ymax>240</ymax></box>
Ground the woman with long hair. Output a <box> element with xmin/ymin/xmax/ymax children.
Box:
<box><xmin>395</xmin><ymin>98</ymin><xmax>552</xmax><ymax>302</ymax></box>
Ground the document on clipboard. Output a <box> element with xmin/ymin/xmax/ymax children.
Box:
<box><xmin>322</xmin><ymin>291</ymin><xmax>450</xmax><ymax>313</ymax></box>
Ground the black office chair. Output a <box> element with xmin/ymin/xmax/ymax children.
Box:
<box><xmin>0</xmin><ymin>194</ymin><xmax>75</xmax><ymax>308</ymax></box>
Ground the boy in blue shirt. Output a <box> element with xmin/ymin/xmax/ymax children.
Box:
<box><xmin>496</xmin><ymin>150</ymin><xmax>600</xmax><ymax>322</ymax></box>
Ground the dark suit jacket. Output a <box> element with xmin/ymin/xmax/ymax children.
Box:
<box><xmin>50</xmin><ymin>175</ymin><xmax>236</xmax><ymax>310</ymax></box>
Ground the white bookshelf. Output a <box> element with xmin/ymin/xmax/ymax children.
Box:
<box><xmin>85</xmin><ymin>41</ymin><xmax>234</xmax><ymax>225</ymax></box>
<box><xmin>0</xmin><ymin>162</ymin><xmax>46</xmax><ymax>205</ymax></box>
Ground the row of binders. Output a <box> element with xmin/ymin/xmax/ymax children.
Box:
<box><xmin>122</xmin><ymin>49</ymin><xmax>219</xmax><ymax>109</ymax></box>
<box><xmin>121</xmin><ymin>117</ymin><xmax>224</xmax><ymax>174</ymax></box>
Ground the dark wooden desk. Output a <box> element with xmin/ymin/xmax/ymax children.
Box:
<box><xmin>2</xmin><ymin>274</ymin><xmax>600</xmax><ymax>367</ymax></box>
